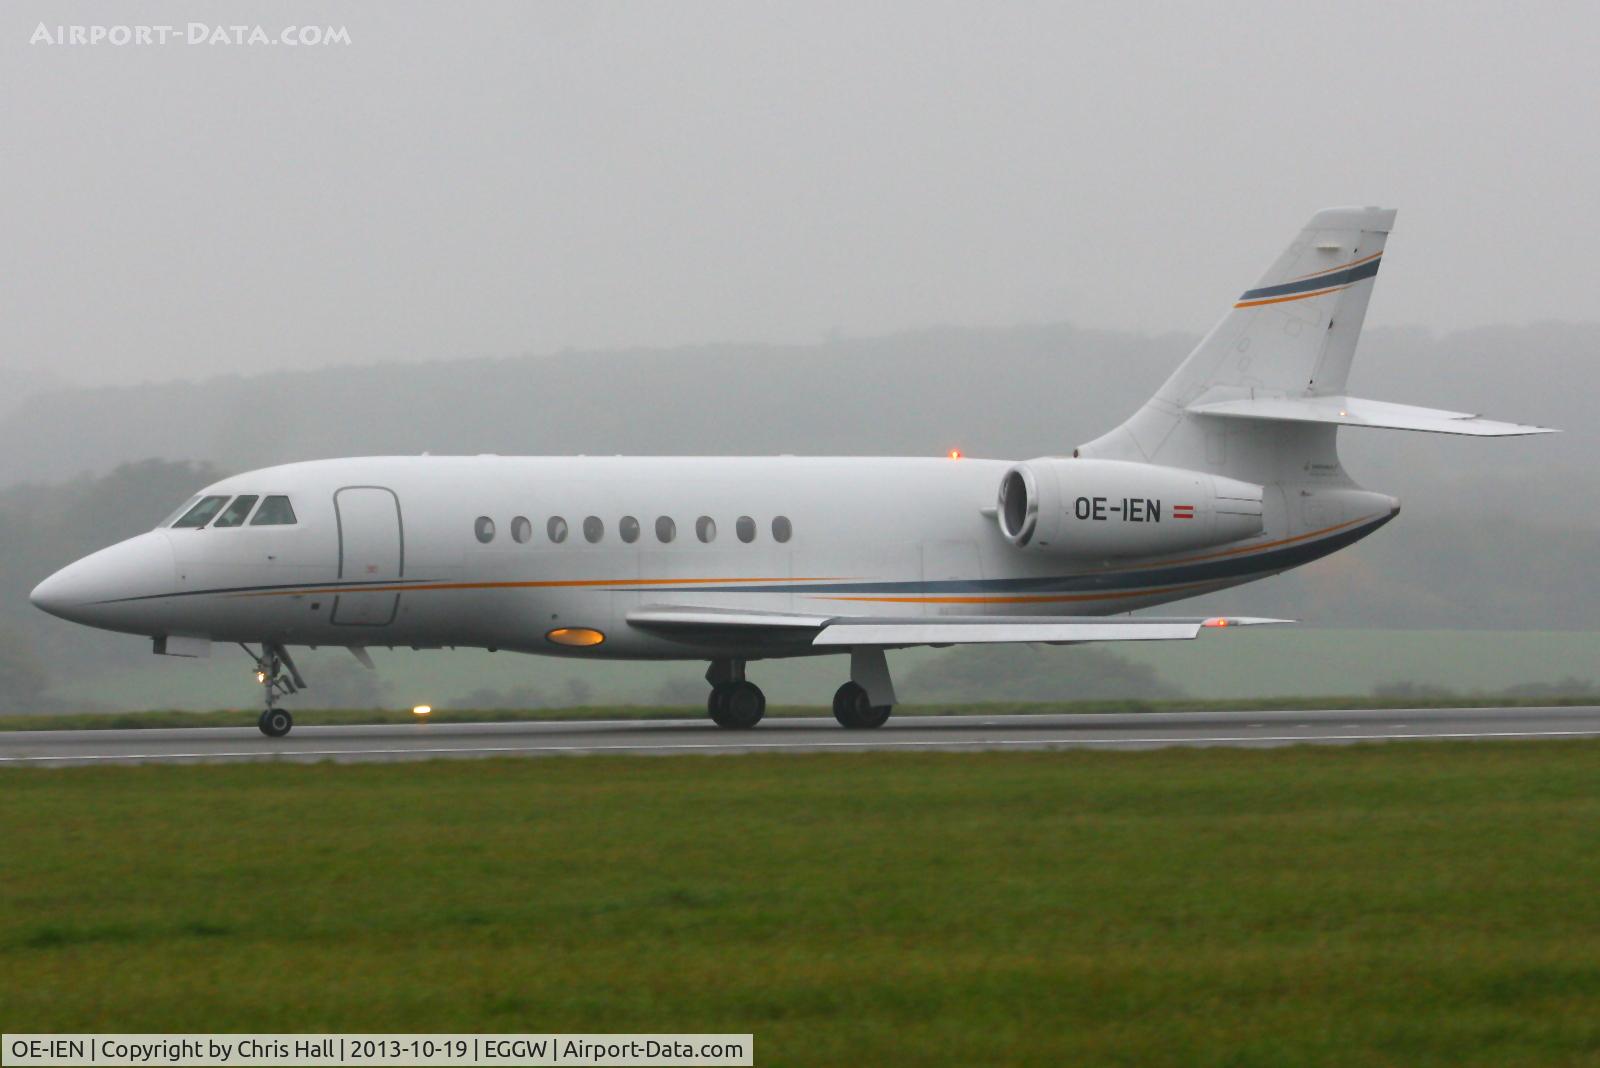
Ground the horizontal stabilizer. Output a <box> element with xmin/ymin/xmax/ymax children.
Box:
<box><xmin>1187</xmin><ymin>394</ymin><xmax>1556</xmax><ymax>437</ymax></box>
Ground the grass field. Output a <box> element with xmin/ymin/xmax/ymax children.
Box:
<box><xmin>3</xmin><ymin>743</ymin><xmax>1599</xmax><ymax>1064</ymax></box>
<box><xmin>3</xmin><ymin>693</ymin><xmax>1599</xmax><ymax>732</ymax></box>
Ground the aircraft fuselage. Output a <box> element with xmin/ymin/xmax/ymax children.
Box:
<box><xmin>31</xmin><ymin>454</ymin><xmax>1395</xmax><ymax>661</ymax></box>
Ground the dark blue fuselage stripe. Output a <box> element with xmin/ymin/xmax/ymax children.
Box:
<box><xmin>631</xmin><ymin>514</ymin><xmax>1392</xmax><ymax>597</ymax></box>
<box><xmin>1238</xmin><ymin>256</ymin><xmax>1382</xmax><ymax>302</ymax></box>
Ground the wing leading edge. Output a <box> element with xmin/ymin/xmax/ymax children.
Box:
<box><xmin>626</xmin><ymin>604</ymin><xmax>1289</xmax><ymax>649</ymax></box>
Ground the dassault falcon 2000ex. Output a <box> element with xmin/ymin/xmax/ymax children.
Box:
<box><xmin>32</xmin><ymin>207</ymin><xmax>1553</xmax><ymax>736</ymax></box>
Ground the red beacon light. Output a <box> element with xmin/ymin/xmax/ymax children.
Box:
<box><xmin>948</xmin><ymin>449</ymin><xmax>963</xmax><ymax>460</ymax></box>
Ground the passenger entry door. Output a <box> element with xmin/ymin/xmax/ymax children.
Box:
<box><xmin>332</xmin><ymin>487</ymin><xmax>403</xmax><ymax>626</ymax></box>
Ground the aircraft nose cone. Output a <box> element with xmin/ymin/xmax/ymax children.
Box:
<box><xmin>29</xmin><ymin>571</ymin><xmax>74</xmax><ymax>618</ymax></box>
<box><xmin>30</xmin><ymin>532</ymin><xmax>176</xmax><ymax>632</ymax></box>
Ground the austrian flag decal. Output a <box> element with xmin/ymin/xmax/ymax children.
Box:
<box><xmin>1172</xmin><ymin>503</ymin><xmax>1196</xmax><ymax>520</ymax></box>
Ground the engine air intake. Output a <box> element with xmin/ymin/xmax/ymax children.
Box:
<box><xmin>995</xmin><ymin>458</ymin><xmax>1264</xmax><ymax>557</ymax></box>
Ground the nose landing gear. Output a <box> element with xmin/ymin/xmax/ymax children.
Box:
<box><xmin>259</xmin><ymin>706</ymin><xmax>293</xmax><ymax>738</ymax></box>
<box><xmin>242</xmin><ymin>642</ymin><xmax>305</xmax><ymax>738</ymax></box>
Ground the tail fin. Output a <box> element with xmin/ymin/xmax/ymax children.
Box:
<box><xmin>1078</xmin><ymin>206</ymin><xmax>1398</xmax><ymax>485</ymax></box>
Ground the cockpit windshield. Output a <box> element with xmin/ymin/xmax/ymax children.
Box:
<box><xmin>166</xmin><ymin>493</ymin><xmax>297</xmax><ymax>529</ymax></box>
<box><xmin>171</xmin><ymin>495</ymin><xmax>230</xmax><ymax>528</ymax></box>
<box><xmin>159</xmin><ymin>495</ymin><xmax>203</xmax><ymax>528</ymax></box>
<box><xmin>211</xmin><ymin>495</ymin><xmax>260</xmax><ymax>528</ymax></box>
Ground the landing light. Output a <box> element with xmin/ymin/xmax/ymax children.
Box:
<box><xmin>254</xmin><ymin>669</ymin><xmax>268</xmax><ymax>683</ymax></box>
<box><xmin>412</xmin><ymin>704</ymin><xmax>433</xmax><ymax>717</ymax></box>
<box><xmin>547</xmin><ymin>627</ymin><xmax>606</xmax><ymax>647</ymax></box>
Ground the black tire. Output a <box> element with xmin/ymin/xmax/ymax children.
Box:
<box><xmin>710</xmin><ymin>681</ymin><xmax>765</xmax><ymax>729</ymax></box>
<box><xmin>833</xmin><ymin>682</ymin><xmax>892</xmax><ymax>729</ymax></box>
<box><xmin>258</xmin><ymin>707</ymin><xmax>293</xmax><ymax>738</ymax></box>
<box><xmin>707</xmin><ymin>683</ymin><xmax>731</xmax><ymax>721</ymax></box>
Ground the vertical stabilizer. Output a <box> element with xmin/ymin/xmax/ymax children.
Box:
<box><xmin>1078</xmin><ymin>206</ymin><xmax>1396</xmax><ymax>486</ymax></box>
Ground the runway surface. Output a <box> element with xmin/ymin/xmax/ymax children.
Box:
<box><xmin>2</xmin><ymin>706</ymin><xmax>1598</xmax><ymax>766</ymax></box>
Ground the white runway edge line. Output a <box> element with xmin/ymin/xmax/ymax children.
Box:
<box><xmin>3</xmin><ymin>728</ymin><xmax>1600</xmax><ymax>763</ymax></box>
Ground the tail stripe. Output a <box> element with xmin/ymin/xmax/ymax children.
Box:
<box><xmin>1234</xmin><ymin>285</ymin><xmax>1347</xmax><ymax>309</ymax></box>
<box><xmin>1235</xmin><ymin>254</ymin><xmax>1381</xmax><ymax>306</ymax></box>
<box><xmin>1285</xmin><ymin>249</ymin><xmax>1384</xmax><ymax>282</ymax></box>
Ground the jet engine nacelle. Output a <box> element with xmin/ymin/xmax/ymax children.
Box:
<box><xmin>996</xmin><ymin>458</ymin><xmax>1264</xmax><ymax>557</ymax></box>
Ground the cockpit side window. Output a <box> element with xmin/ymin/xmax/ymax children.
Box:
<box><xmin>172</xmin><ymin>495</ymin><xmax>230</xmax><ymax>528</ymax></box>
<box><xmin>250</xmin><ymin>495</ymin><xmax>298</xmax><ymax>526</ymax></box>
<box><xmin>211</xmin><ymin>495</ymin><xmax>260</xmax><ymax>528</ymax></box>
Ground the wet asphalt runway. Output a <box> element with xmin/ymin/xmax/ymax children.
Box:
<box><xmin>1</xmin><ymin>705</ymin><xmax>1597</xmax><ymax>766</ymax></box>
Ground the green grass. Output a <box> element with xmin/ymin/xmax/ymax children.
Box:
<box><xmin>2</xmin><ymin>693</ymin><xmax>1597</xmax><ymax>732</ymax></box>
<box><xmin>3</xmin><ymin>744</ymin><xmax>1599</xmax><ymax>1064</ymax></box>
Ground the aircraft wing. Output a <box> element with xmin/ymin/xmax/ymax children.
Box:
<box><xmin>626</xmin><ymin>605</ymin><xmax>1289</xmax><ymax>649</ymax></box>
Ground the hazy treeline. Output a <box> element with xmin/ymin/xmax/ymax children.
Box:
<box><xmin>0</xmin><ymin>460</ymin><xmax>221</xmax><ymax>708</ymax></box>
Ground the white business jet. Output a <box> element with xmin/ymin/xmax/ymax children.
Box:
<box><xmin>31</xmin><ymin>208</ymin><xmax>1552</xmax><ymax>736</ymax></box>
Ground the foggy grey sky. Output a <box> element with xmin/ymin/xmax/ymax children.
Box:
<box><xmin>6</xmin><ymin>1</ymin><xmax>1599</xmax><ymax>386</ymax></box>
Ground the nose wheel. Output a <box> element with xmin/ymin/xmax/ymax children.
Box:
<box><xmin>258</xmin><ymin>707</ymin><xmax>294</xmax><ymax>738</ymax></box>
<box><xmin>242</xmin><ymin>642</ymin><xmax>306</xmax><ymax>738</ymax></box>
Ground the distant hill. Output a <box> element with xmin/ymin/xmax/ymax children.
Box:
<box><xmin>4</xmin><ymin>322</ymin><xmax>1591</xmax><ymax>499</ymax></box>
<box><xmin>0</xmin><ymin>366</ymin><xmax>70</xmax><ymax>424</ymax></box>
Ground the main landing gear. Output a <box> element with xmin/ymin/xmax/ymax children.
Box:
<box><xmin>705</xmin><ymin>648</ymin><xmax>898</xmax><ymax>730</ymax></box>
<box><xmin>832</xmin><ymin>682</ymin><xmax>892</xmax><ymax>729</ymax></box>
<box><xmin>706</xmin><ymin>659</ymin><xmax>765</xmax><ymax>729</ymax></box>
<box><xmin>243</xmin><ymin>642</ymin><xmax>305</xmax><ymax>738</ymax></box>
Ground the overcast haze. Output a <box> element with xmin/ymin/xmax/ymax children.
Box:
<box><xmin>5</xmin><ymin>1</ymin><xmax>1599</xmax><ymax>386</ymax></box>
